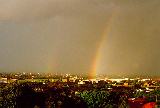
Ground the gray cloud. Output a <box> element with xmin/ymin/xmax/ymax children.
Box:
<box><xmin>0</xmin><ymin>0</ymin><xmax>160</xmax><ymax>77</ymax></box>
<box><xmin>0</xmin><ymin>0</ymin><xmax>115</xmax><ymax>22</ymax></box>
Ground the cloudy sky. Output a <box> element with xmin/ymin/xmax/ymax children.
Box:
<box><xmin>0</xmin><ymin>0</ymin><xmax>160</xmax><ymax>77</ymax></box>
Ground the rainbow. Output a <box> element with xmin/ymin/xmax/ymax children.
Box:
<box><xmin>88</xmin><ymin>11</ymin><xmax>117</xmax><ymax>79</ymax></box>
<box><xmin>45</xmin><ymin>8</ymin><xmax>117</xmax><ymax>78</ymax></box>
<box><xmin>45</xmin><ymin>53</ymin><xmax>60</xmax><ymax>73</ymax></box>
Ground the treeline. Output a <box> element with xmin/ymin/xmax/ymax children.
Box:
<box><xmin>1</xmin><ymin>82</ymin><xmax>160</xmax><ymax>108</ymax></box>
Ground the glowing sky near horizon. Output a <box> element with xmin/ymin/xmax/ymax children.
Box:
<box><xmin>0</xmin><ymin>0</ymin><xmax>160</xmax><ymax>77</ymax></box>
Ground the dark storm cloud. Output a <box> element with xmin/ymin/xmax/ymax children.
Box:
<box><xmin>0</xmin><ymin>0</ymin><xmax>115</xmax><ymax>73</ymax></box>
<box><xmin>0</xmin><ymin>0</ymin><xmax>114</xmax><ymax>21</ymax></box>
<box><xmin>97</xmin><ymin>0</ymin><xmax>160</xmax><ymax>77</ymax></box>
<box><xmin>0</xmin><ymin>0</ymin><xmax>160</xmax><ymax>77</ymax></box>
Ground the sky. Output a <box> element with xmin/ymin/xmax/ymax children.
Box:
<box><xmin>0</xmin><ymin>0</ymin><xmax>160</xmax><ymax>77</ymax></box>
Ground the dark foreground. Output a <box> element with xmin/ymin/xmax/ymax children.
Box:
<box><xmin>0</xmin><ymin>81</ymin><xmax>160</xmax><ymax>108</ymax></box>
